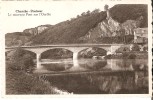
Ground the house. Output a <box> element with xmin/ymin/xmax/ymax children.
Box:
<box><xmin>134</xmin><ymin>28</ymin><xmax>148</xmax><ymax>44</ymax></box>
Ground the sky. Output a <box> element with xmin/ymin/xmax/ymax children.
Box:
<box><xmin>0</xmin><ymin>1</ymin><xmax>115</xmax><ymax>34</ymax></box>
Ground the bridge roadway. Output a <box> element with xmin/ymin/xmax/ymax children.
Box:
<box><xmin>5</xmin><ymin>44</ymin><xmax>125</xmax><ymax>69</ymax></box>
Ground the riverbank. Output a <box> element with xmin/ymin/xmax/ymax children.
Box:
<box><xmin>105</xmin><ymin>52</ymin><xmax>148</xmax><ymax>59</ymax></box>
<box><xmin>6</xmin><ymin>62</ymin><xmax>70</xmax><ymax>94</ymax></box>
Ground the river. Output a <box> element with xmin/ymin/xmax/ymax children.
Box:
<box><xmin>34</xmin><ymin>59</ymin><xmax>148</xmax><ymax>94</ymax></box>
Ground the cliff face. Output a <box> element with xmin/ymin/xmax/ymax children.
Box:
<box><xmin>23</xmin><ymin>25</ymin><xmax>51</xmax><ymax>36</ymax></box>
<box><xmin>80</xmin><ymin>17</ymin><xmax>120</xmax><ymax>42</ymax></box>
<box><xmin>80</xmin><ymin>16</ymin><xmax>141</xmax><ymax>42</ymax></box>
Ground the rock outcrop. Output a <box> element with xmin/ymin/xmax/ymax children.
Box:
<box><xmin>79</xmin><ymin>6</ymin><xmax>142</xmax><ymax>42</ymax></box>
<box><xmin>23</xmin><ymin>25</ymin><xmax>51</xmax><ymax>36</ymax></box>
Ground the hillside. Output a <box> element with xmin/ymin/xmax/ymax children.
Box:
<box><xmin>109</xmin><ymin>4</ymin><xmax>147</xmax><ymax>28</ymax></box>
<box><xmin>5</xmin><ymin>32</ymin><xmax>32</xmax><ymax>47</ymax></box>
<box><xmin>30</xmin><ymin>10</ymin><xmax>107</xmax><ymax>44</ymax></box>
<box><xmin>5</xmin><ymin>25</ymin><xmax>52</xmax><ymax>46</ymax></box>
<box><xmin>30</xmin><ymin>4</ymin><xmax>147</xmax><ymax>45</ymax></box>
<box><xmin>5</xmin><ymin>4</ymin><xmax>148</xmax><ymax>46</ymax></box>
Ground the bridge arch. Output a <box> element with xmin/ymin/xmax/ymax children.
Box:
<box><xmin>78</xmin><ymin>47</ymin><xmax>109</xmax><ymax>59</ymax></box>
<box><xmin>40</xmin><ymin>48</ymin><xmax>73</xmax><ymax>60</ymax></box>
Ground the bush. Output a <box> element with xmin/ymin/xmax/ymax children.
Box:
<box><xmin>128</xmin><ymin>53</ymin><xmax>136</xmax><ymax>59</ymax></box>
<box><xmin>104</xmin><ymin>54</ymin><xmax>112</xmax><ymax>59</ymax></box>
<box><xmin>131</xmin><ymin>44</ymin><xmax>140</xmax><ymax>51</ymax></box>
<box><xmin>6</xmin><ymin>62</ymin><xmax>60</xmax><ymax>94</ymax></box>
<box><xmin>9</xmin><ymin>47</ymin><xmax>35</xmax><ymax>72</ymax></box>
<box><xmin>122</xmin><ymin>52</ymin><xmax>129</xmax><ymax>59</ymax></box>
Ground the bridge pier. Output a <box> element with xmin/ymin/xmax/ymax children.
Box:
<box><xmin>72</xmin><ymin>52</ymin><xmax>79</xmax><ymax>67</ymax></box>
<box><xmin>36</xmin><ymin>53</ymin><xmax>42</xmax><ymax>69</ymax></box>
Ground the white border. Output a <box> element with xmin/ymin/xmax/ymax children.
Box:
<box><xmin>0</xmin><ymin>0</ymin><xmax>152</xmax><ymax>99</ymax></box>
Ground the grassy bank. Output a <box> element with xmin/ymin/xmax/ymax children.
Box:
<box><xmin>6</xmin><ymin>62</ymin><xmax>69</xmax><ymax>94</ymax></box>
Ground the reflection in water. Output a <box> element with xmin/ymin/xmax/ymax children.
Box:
<box><xmin>42</xmin><ymin>63</ymin><xmax>73</xmax><ymax>71</ymax></box>
<box><xmin>80</xmin><ymin>60</ymin><xmax>107</xmax><ymax>70</ymax></box>
<box><xmin>34</xmin><ymin>59</ymin><xmax>148</xmax><ymax>94</ymax></box>
<box><xmin>35</xmin><ymin>59</ymin><xmax>148</xmax><ymax>73</ymax></box>
<box><xmin>45</xmin><ymin>71</ymin><xmax>148</xmax><ymax>94</ymax></box>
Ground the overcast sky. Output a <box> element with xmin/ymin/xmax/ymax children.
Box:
<box><xmin>1</xmin><ymin>1</ymin><xmax>116</xmax><ymax>34</ymax></box>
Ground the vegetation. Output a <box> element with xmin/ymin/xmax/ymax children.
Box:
<box><xmin>97</xmin><ymin>35</ymin><xmax>134</xmax><ymax>44</ymax></box>
<box><xmin>110</xmin><ymin>52</ymin><xmax>148</xmax><ymax>59</ymax></box>
<box><xmin>41</xmin><ymin>49</ymin><xmax>73</xmax><ymax>59</ymax></box>
<box><xmin>31</xmin><ymin>9</ymin><xmax>106</xmax><ymax>44</ymax></box>
<box><xmin>8</xmin><ymin>47</ymin><xmax>35</xmax><ymax>71</ymax></box>
<box><xmin>79</xmin><ymin>47</ymin><xmax>107</xmax><ymax>58</ymax></box>
<box><xmin>6</xmin><ymin>62</ymin><xmax>60</xmax><ymax>94</ymax></box>
<box><xmin>5</xmin><ymin>32</ymin><xmax>32</xmax><ymax>46</ymax></box>
<box><xmin>6</xmin><ymin>48</ymin><xmax>67</xmax><ymax>94</ymax></box>
<box><xmin>109</xmin><ymin>4</ymin><xmax>147</xmax><ymax>28</ymax></box>
<box><xmin>5</xmin><ymin>4</ymin><xmax>147</xmax><ymax>46</ymax></box>
<box><xmin>131</xmin><ymin>44</ymin><xmax>140</xmax><ymax>51</ymax></box>
<box><xmin>29</xmin><ymin>4</ymin><xmax>147</xmax><ymax>45</ymax></box>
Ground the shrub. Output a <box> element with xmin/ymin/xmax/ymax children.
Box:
<box><xmin>122</xmin><ymin>52</ymin><xmax>129</xmax><ymax>59</ymax></box>
<box><xmin>128</xmin><ymin>53</ymin><xmax>136</xmax><ymax>59</ymax></box>
<box><xmin>131</xmin><ymin>44</ymin><xmax>140</xmax><ymax>51</ymax></box>
<box><xmin>9</xmin><ymin>47</ymin><xmax>35</xmax><ymax>72</ymax></box>
<box><xmin>6</xmin><ymin>62</ymin><xmax>60</xmax><ymax>94</ymax></box>
<box><xmin>104</xmin><ymin>54</ymin><xmax>112</xmax><ymax>59</ymax></box>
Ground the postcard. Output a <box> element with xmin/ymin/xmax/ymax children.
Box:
<box><xmin>0</xmin><ymin>0</ymin><xmax>152</xmax><ymax>99</ymax></box>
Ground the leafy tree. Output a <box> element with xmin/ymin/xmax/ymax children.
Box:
<box><xmin>128</xmin><ymin>53</ymin><xmax>136</xmax><ymax>59</ymax></box>
<box><xmin>91</xmin><ymin>9</ymin><xmax>100</xmax><ymax>14</ymax></box>
<box><xmin>22</xmin><ymin>54</ymin><xmax>35</xmax><ymax>72</ymax></box>
<box><xmin>115</xmin><ymin>47</ymin><xmax>130</xmax><ymax>53</ymax></box>
<box><xmin>104</xmin><ymin>4</ymin><xmax>109</xmax><ymax>11</ymax></box>
<box><xmin>131</xmin><ymin>44</ymin><xmax>140</xmax><ymax>51</ymax></box>
<box><xmin>9</xmin><ymin>47</ymin><xmax>35</xmax><ymax>72</ymax></box>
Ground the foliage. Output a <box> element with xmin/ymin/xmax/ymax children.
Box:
<box><xmin>5</xmin><ymin>32</ymin><xmax>32</xmax><ymax>46</ymax></box>
<box><xmin>30</xmin><ymin>4</ymin><xmax>147</xmax><ymax>44</ymax></box>
<box><xmin>6</xmin><ymin>62</ymin><xmax>60</xmax><ymax>94</ymax></box>
<box><xmin>109</xmin><ymin>4</ymin><xmax>148</xmax><ymax>28</ymax></box>
<box><xmin>128</xmin><ymin>53</ymin><xmax>136</xmax><ymax>59</ymax></box>
<box><xmin>31</xmin><ymin>10</ymin><xmax>107</xmax><ymax>44</ymax></box>
<box><xmin>131</xmin><ymin>44</ymin><xmax>140</xmax><ymax>51</ymax></box>
<box><xmin>9</xmin><ymin>47</ymin><xmax>35</xmax><ymax>71</ymax></box>
<box><xmin>122</xmin><ymin>52</ymin><xmax>129</xmax><ymax>59</ymax></box>
<box><xmin>6</xmin><ymin>5</ymin><xmax>147</xmax><ymax>45</ymax></box>
<box><xmin>41</xmin><ymin>48</ymin><xmax>73</xmax><ymax>59</ymax></box>
<box><xmin>143</xmin><ymin>46</ymin><xmax>148</xmax><ymax>51</ymax></box>
<box><xmin>79</xmin><ymin>48</ymin><xmax>107</xmax><ymax>58</ymax></box>
<box><xmin>115</xmin><ymin>47</ymin><xmax>130</xmax><ymax>53</ymax></box>
<box><xmin>97</xmin><ymin>35</ymin><xmax>134</xmax><ymax>44</ymax></box>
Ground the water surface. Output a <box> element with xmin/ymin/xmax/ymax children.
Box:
<box><xmin>34</xmin><ymin>59</ymin><xmax>148</xmax><ymax>94</ymax></box>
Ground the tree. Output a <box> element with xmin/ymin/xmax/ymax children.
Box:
<box><xmin>91</xmin><ymin>9</ymin><xmax>100</xmax><ymax>14</ymax></box>
<box><xmin>104</xmin><ymin>4</ymin><xmax>109</xmax><ymax>11</ymax></box>
<box><xmin>22</xmin><ymin>54</ymin><xmax>35</xmax><ymax>72</ymax></box>
<box><xmin>131</xmin><ymin>44</ymin><xmax>140</xmax><ymax>51</ymax></box>
<box><xmin>9</xmin><ymin>47</ymin><xmax>35</xmax><ymax>72</ymax></box>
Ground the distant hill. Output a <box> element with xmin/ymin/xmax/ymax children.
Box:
<box><xmin>5</xmin><ymin>4</ymin><xmax>148</xmax><ymax>46</ymax></box>
<box><xmin>5</xmin><ymin>32</ymin><xmax>31</xmax><ymax>47</ymax></box>
<box><xmin>5</xmin><ymin>25</ymin><xmax>52</xmax><ymax>46</ymax></box>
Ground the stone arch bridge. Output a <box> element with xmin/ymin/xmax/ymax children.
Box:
<box><xmin>5</xmin><ymin>44</ymin><xmax>123</xmax><ymax>69</ymax></box>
